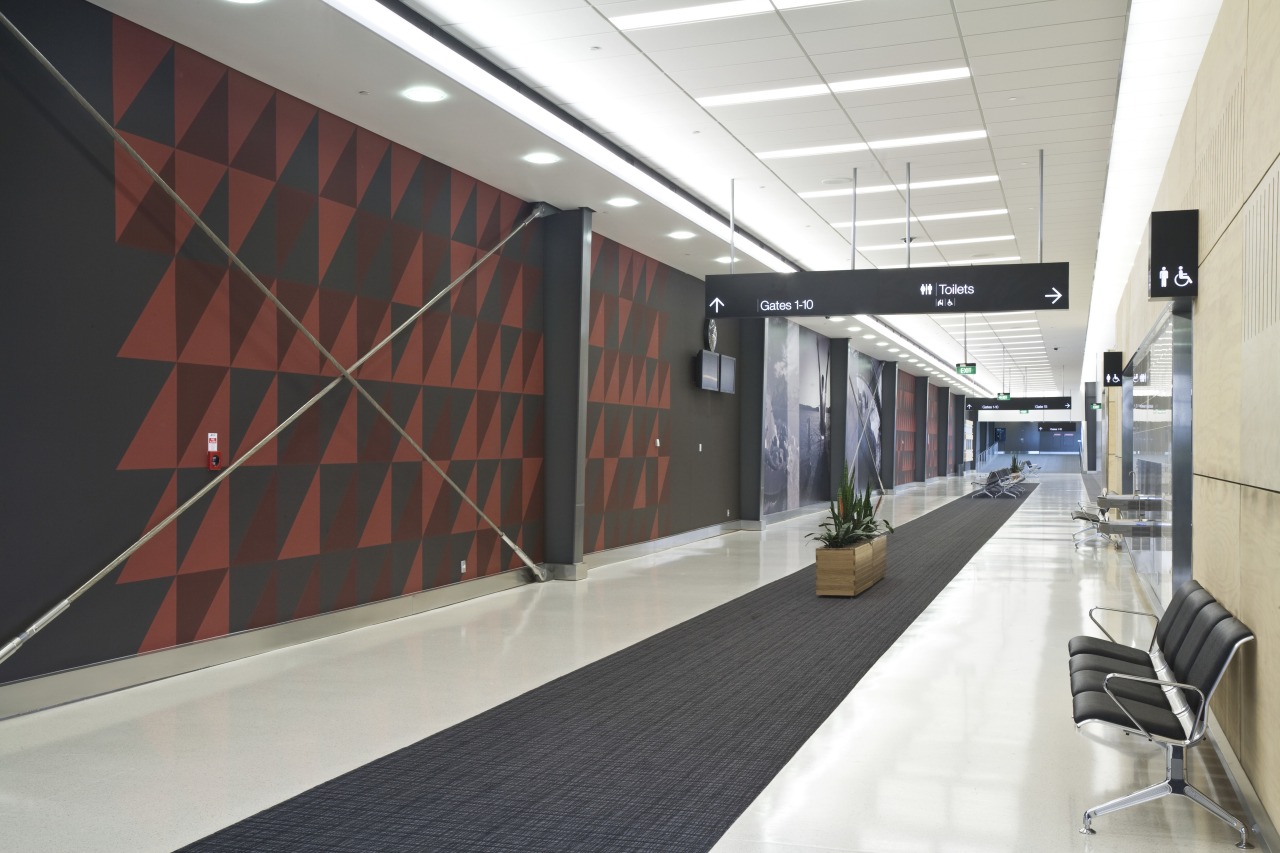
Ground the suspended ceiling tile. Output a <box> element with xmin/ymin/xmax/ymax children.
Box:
<box><xmin>667</xmin><ymin>58</ymin><xmax>824</xmax><ymax>91</ymax></box>
<box><xmin>782</xmin><ymin>0</ymin><xmax>955</xmax><ymax>31</ymax></box>
<box><xmin>976</xmin><ymin>60</ymin><xmax>1123</xmax><ymax>92</ymax></box>
<box><xmin>810</xmin><ymin>39</ymin><xmax>966</xmax><ymax>76</ymax></box>
<box><xmin>977</xmin><ymin>77</ymin><xmax>1119</xmax><ymax>107</ymax></box>
<box><xmin>645</xmin><ymin>35</ymin><xmax>806</xmax><ymax>72</ymax></box>
<box><xmin>623</xmin><ymin>15</ymin><xmax>791</xmax><ymax>52</ymax></box>
<box><xmin>958</xmin><ymin>0</ymin><xmax>1130</xmax><ymax>35</ymax></box>
<box><xmin>983</xmin><ymin>95</ymin><xmax>1118</xmax><ymax>123</ymax></box>
<box><xmin>796</xmin><ymin>16</ymin><xmax>960</xmax><ymax>56</ymax></box>
<box><xmin>834</xmin><ymin>79</ymin><xmax>977</xmax><ymax>110</ymax></box>
<box><xmin>970</xmin><ymin>40</ymin><xmax>1126</xmax><ymax>75</ymax></box>
<box><xmin>839</xmin><ymin>94</ymin><xmax>979</xmax><ymax>124</ymax></box>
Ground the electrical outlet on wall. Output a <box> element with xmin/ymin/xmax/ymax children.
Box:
<box><xmin>655</xmin><ymin>438</ymin><xmax>660</xmax><ymax>447</ymax></box>
<box><xmin>698</xmin><ymin>443</ymin><xmax>702</xmax><ymax>452</ymax></box>
<box><xmin>460</xmin><ymin>560</ymin><xmax>466</xmax><ymax>573</ymax></box>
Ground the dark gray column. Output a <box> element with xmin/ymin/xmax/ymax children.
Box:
<box><xmin>542</xmin><ymin>208</ymin><xmax>592</xmax><ymax>580</ymax></box>
<box><xmin>942</xmin><ymin>386</ymin><xmax>952</xmax><ymax>473</ymax></box>
<box><xmin>1084</xmin><ymin>381</ymin><xmax>1099</xmax><ymax>472</ymax></box>
<box><xmin>1121</xmin><ymin>372</ymin><xmax>1134</xmax><ymax>494</ymax></box>
<box><xmin>952</xmin><ymin>394</ymin><xmax>965</xmax><ymax>476</ymax></box>
<box><xmin>914</xmin><ymin>376</ymin><xmax>929</xmax><ymax>483</ymax></box>
<box><xmin>738</xmin><ymin>319</ymin><xmax>766</xmax><ymax>527</ymax></box>
<box><xmin>879</xmin><ymin>363</ymin><xmax>898</xmax><ymax>492</ymax></box>
<box><xmin>828</xmin><ymin>339</ymin><xmax>849</xmax><ymax>493</ymax></box>
<box><xmin>1171</xmin><ymin>307</ymin><xmax>1193</xmax><ymax>587</ymax></box>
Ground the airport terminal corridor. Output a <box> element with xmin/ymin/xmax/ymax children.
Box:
<box><xmin>0</xmin><ymin>475</ymin><xmax>1251</xmax><ymax>851</ymax></box>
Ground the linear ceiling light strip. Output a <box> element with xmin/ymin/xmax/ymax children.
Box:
<box><xmin>0</xmin><ymin>8</ymin><xmax>552</xmax><ymax>667</ymax></box>
<box><xmin>325</xmin><ymin>0</ymin><xmax>795</xmax><ymax>273</ymax></box>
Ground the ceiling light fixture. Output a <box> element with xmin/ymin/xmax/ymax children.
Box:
<box><xmin>668</xmin><ymin>230</ymin><xmax>696</xmax><ymax>240</ymax></box>
<box><xmin>862</xmin><ymin>334</ymin><xmax>877</xmax><ymax>340</ymax></box>
<box><xmin>800</xmin><ymin>175</ymin><xmax>998</xmax><ymax>199</ymax></box>
<box><xmin>758</xmin><ymin>130</ymin><xmax>986</xmax><ymax>160</ymax></box>
<box><xmin>321</xmin><ymin>0</ymin><xmax>795</xmax><ymax>274</ymax></box>
<box><xmin>522</xmin><ymin>151</ymin><xmax>561</xmax><ymax>164</ymax></box>
<box><xmin>606</xmin><ymin>196</ymin><xmax>639</xmax><ymax>207</ymax></box>
<box><xmin>846</xmin><ymin>325</ymin><xmax>862</xmax><ymax>332</ymax></box>
<box><xmin>698</xmin><ymin>66</ymin><xmax>970</xmax><ymax>108</ymax></box>
<box><xmin>715</xmin><ymin>256</ymin><xmax>741</xmax><ymax>263</ymax></box>
<box><xmin>402</xmin><ymin>85</ymin><xmax>448</xmax><ymax>102</ymax></box>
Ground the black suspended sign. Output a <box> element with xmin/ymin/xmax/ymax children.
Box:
<box><xmin>704</xmin><ymin>262</ymin><xmax>1069</xmax><ymax>319</ymax></box>
<box><xmin>1102</xmin><ymin>350</ymin><xmax>1124</xmax><ymax>387</ymax></box>
<box><xmin>965</xmin><ymin>396</ymin><xmax>1072</xmax><ymax>411</ymax></box>
<box><xmin>1148</xmin><ymin>210</ymin><xmax>1198</xmax><ymax>301</ymax></box>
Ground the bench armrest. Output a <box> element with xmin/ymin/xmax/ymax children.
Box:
<box><xmin>1088</xmin><ymin>606</ymin><xmax>1157</xmax><ymax>648</ymax></box>
<box><xmin>1102</xmin><ymin>672</ymin><xmax>1207</xmax><ymax>744</ymax></box>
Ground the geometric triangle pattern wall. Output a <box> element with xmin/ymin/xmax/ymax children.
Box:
<box><xmin>584</xmin><ymin>236</ymin><xmax>672</xmax><ymax>553</ymax></box>
<box><xmin>108</xmin><ymin>17</ymin><xmax>545</xmax><ymax>653</ymax></box>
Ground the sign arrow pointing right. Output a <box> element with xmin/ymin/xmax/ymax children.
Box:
<box><xmin>709</xmin><ymin>297</ymin><xmax>725</xmax><ymax>314</ymax></box>
<box><xmin>1045</xmin><ymin>287</ymin><xmax>1062</xmax><ymax>305</ymax></box>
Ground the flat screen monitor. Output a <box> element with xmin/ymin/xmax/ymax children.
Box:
<box><xmin>694</xmin><ymin>350</ymin><xmax>719</xmax><ymax>391</ymax></box>
<box><xmin>719</xmin><ymin>355</ymin><xmax>736</xmax><ymax>394</ymax></box>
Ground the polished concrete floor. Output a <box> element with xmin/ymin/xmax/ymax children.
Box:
<box><xmin>0</xmin><ymin>475</ymin><xmax>1259</xmax><ymax>851</ymax></box>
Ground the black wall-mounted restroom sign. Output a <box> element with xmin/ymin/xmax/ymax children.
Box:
<box><xmin>1148</xmin><ymin>210</ymin><xmax>1198</xmax><ymax>300</ymax></box>
<box><xmin>1102</xmin><ymin>351</ymin><xmax>1124</xmax><ymax>387</ymax></box>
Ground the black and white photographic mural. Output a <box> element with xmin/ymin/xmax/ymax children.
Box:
<box><xmin>762</xmin><ymin>319</ymin><xmax>831</xmax><ymax>514</ymax></box>
<box><xmin>846</xmin><ymin>350</ymin><xmax>884</xmax><ymax>493</ymax></box>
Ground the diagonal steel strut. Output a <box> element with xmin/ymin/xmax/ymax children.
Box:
<box><xmin>0</xmin><ymin>11</ymin><xmax>552</xmax><ymax>669</ymax></box>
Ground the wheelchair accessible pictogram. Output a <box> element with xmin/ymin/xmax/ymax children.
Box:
<box><xmin>1174</xmin><ymin>266</ymin><xmax>1193</xmax><ymax>287</ymax></box>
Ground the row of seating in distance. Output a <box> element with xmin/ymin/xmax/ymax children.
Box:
<box><xmin>970</xmin><ymin>467</ymin><xmax>1026</xmax><ymax>498</ymax></box>
<box><xmin>1068</xmin><ymin>580</ymin><xmax>1256</xmax><ymax>847</ymax></box>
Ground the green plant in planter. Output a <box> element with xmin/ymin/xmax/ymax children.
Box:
<box><xmin>809</xmin><ymin>465</ymin><xmax>894</xmax><ymax>548</ymax></box>
<box><xmin>1010</xmin><ymin>455</ymin><xmax>1021</xmax><ymax>473</ymax></box>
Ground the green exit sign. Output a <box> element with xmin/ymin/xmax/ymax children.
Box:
<box><xmin>1020</xmin><ymin>409</ymin><xmax>1029</xmax><ymax>414</ymax></box>
<box><xmin>956</xmin><ymin>363</ymin><xmax>977</xmax><ymax>375</ymax></box>
<box><xmin>1091</xmin><ymin>402</ymin><xmax>1103</xmax><ymax>410</ymax></box>
<box><xmin>997</xmin><ymin>392</ymin><xmax>1012</xmax><ymax>401</ymax></box>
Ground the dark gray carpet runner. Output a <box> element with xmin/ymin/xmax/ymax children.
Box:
<box><xmin>182</xmin><ymin>485</ymin><xmax>1037</xmax><ymax>853</ymax></box>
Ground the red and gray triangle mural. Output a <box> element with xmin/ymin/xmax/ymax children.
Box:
<box><xmin>585</xmin><ymin>237</ymin><xmax>673</xmax><ymax>552</ymax></box>
<box><xmin>108</xmin><ymin>18</ymin><xmax>545</xmax><ymax>652</ymax></box>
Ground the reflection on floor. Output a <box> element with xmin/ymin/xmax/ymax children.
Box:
<box><xmin>0</xmin><ymin>475</ymin><xmax>1256</xmax><ymax>852</ymax></box>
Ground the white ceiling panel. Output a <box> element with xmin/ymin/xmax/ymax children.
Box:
<box><xmin>958</xmin><ymin>0</ymin><xmax>1129</xmax><ymax>35</ymax></box>
<box><xmin>645</xmin><ymin>36</ymin><xmax>806</xmax><ymax>71</ymax></box>
<box><xmin>810</xmin><ymin>39</ymin><xmax>966</xmax><ymax>76</ymax></box>
<box><xmin>781</xmin><ymin>0</ymin><xmax>955</xmax><ymax>31</ymax></box>
<box><xmin>796</xmin><ymin>16</ymin><xmax>960</xmax><ymax>56</ymax></box>
<box><xmin>970</xmin><ymin>41</ymin><xmax>1126</xmax><ymax>75</ymax></box>
<box><xmin>623</xmin><ymin>15</ymin><xmax>791</xmax><ymax>52</ymax></box>
<box><xmin>664</xmin><ymin>58</ymin><xmax>821</xmax><ymax>91</ymax></box>
<box><xmin>976</xmin><ymin>60</ymin><xmax>1123</xmax><ymax>92</ymax></box>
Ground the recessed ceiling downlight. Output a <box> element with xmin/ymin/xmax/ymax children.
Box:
<box><xmin>402</xmin><ymin>85</ymin><xmax>447</xmax><ymax>103</ymax></box>
<box><xmin>669</xmin><ymin>230</ymin><xmax>696</xmax><ymax>240</ymax></box>
<box><xmin>607</xmin><ymin>196</ymin><xmax>639</xmax><ymax>207</ymax></box>
<box><xmin>523</xmin><ymin>152</ymin><xmax>561</xmax><ymax>164</ymax></box>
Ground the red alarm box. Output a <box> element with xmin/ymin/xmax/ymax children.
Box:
<box><xmin>207</xmin><ymin>451</ymin><xmax>222</xmax><ymax>471</ymax></box>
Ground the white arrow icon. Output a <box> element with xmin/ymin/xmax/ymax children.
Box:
<box><xmin>709</xmin><ymin>297</ymin><xmax>725</xmax><ymax>313</ymax></box>
<box><xmin>1045</xmin><ymin>287</ymin><xmax>1062</xmax><ymax>304</ymax></box>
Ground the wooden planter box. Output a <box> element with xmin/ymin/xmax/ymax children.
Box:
<box><xmin>815</xmin><ymin>535</ymin><xmax>887</xmax><ymax>597</ymax></box>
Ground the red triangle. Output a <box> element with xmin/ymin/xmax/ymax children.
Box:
<box><xmin>231</xmin><ymin>278</ymin><xmax>278</xmax><ymax>371</ymax></box>
<box><xmin>118</xmin><ymin>474</ymin><xmax>179</xmax><ymax>583</ymax></box>
<box><xmin>193</xmin><ymin>571</ymin><xmax>231</xmax><ymax>641</ymax></box>
<box><xmin>234</xmin><ymin>474</ymin><xmax>278</xmax><ymax>564</ymax></box>
<box><xmin>477</xmin><ymin>333</ymin><xmax>503</xmax><ymax>393</ymax></box>
<box><xmin>318</xmin><ymin>198</ymin><xmax>357</xmax><ymax>283</ymax></box>
<box><xmin>619</xmin><ymin>415</ymin><xmax>635</xmax><ymax>459</ymax></box>
<box><xmin>114</xmin><ymin>134</ymin><xmax>174</xmax><ymax>241</ymax></box>
<box><xmin>333</xmin><ymin>560</ymin><xmax>359</xmax><ymax>611</ymax></box>
<box><xmin>317</xmin><ymin>112</ymin><xmax>356</xmax><ymax>195</ymax></box>
<box><xmin>522</xmin><ymin>459</ymin><xmax>541</xmax><ymax>520</ymax></box>
<box><xmin>603</xmin><ymin>458</ymin><xmax>619</xmax><ymax>509</ymax></box>
<box><xmin>322</xmin><ymin>391</ymin><xmax>359</xmax><ymax>465</ymax></box>
<box><xmin>605</xmin><ymin>352</ymin><xmax>621</xmax><ymax>404</ymax></box>
<box><xmin>451</xmin><ymin>494</ymin><xmax>478</xmax><ymax>534</ymax></box>
<box><xmin>355</xmin><ymin>297</ymin><xmax>393</xmax><ymax>381</ymax></box>
<box><xmin>453</xmin><ymin>400</ymin><xmax>479</xmax><ymax>460</ymax></box>
<box><xmin>501</xmin><ymin>400</ymin><xmax>524</xmax><ymax>458</ymax></box>
<box><xmin>174</xmin><ymin>151</ymin><xmax>229</xmax><ymax>247</ymax></box>
<box><xmin>648</xmin><ymin>317</ymin><xmax>661</xmax><ymax>359</ymax></box>
<box><xmin>137</xmin><ymin>580</ymin><xmax>178</xmax><ymax>653</ymax></box>
<box><xmin>394</xmin><ymin>466</ymin><xmax>423</xmax><ymax>540</ymax></box>
<box><xmin>278</xmin><ymin>285</ymin><xmax>322</xmax><ymax>374</ymax></box>
<box><xmin>358</xmin><ymin>470</ymin><xmax>394</xmax><ymax>548</ymax></box>
<box><xmin>228</xmin><ymin>168</ymin><xmax>275</xmax><ymax>253</ymax></box>
<box><xmin>178</xmin><ymin>270</ymin><xmax>231</xmax><ymax>366</ymax></box>
<box><xmin>324</xmin><ymin>478</ymin><xmax>361</xmax><ymax>552</ymax></box>
<box><xmin>658</xmin><ymin>363</ymin><xmax>671</xmax><ymax>408</ymax></box>
<box><xmin>401</xmin><ymin>543</ymin><xmax>424</xmax><ymax>595</ymax></box>
<box><xmin>422</xmin><ymin>464</ymin><xmax>446</xmax><ymax>535</ymax></box>
<box><xmin>523</xmin><ymin>338</ymin><xmax>544</xmax><ymax>395</ymax></box>
<box><xmin>237</xmin><ymin>378</ymin><xmax>279</xmax><ymax>467</ymax></box>
<box><xmin>227</xmin><ymin>70</ymin><xmax>275</xmax><ymax>162</ymax></box>
<box><xmin>392</xmin><ymin>323</ymin><xmax>425</xmax><ymax>386</ymax></box>
<box><xmin>293</xmin><ymin>566</ymin><xmax>321</xmax><ymax>619</ymax></box>
<box><xmin>501</xmin><ymin>274</ymin><xmax>524</xmax><ymax>329</ymax></box>
<box><xmin>451</xmin><ymin>172</ymin><xmax>475</xmax><ymax>236</ymax></box>
<box><xmin>180</xmin><ymin>481</ymin><xmax>230</xmax><ymax>574</ymax></box>
<box><xmin>394</xmin><ymin>390</ymin><xmax>425</xmax><ymax>462</ymax></box>
<box><xmin>354</xmin><ymin>128</ymin><xmax>390</xmax><ymax>206</ymax></box>
<box><xmin>179</xmin><ymin>369</ymin><xmax>230</xmax><ymax>468</ymax></box>
<box><xmin>248</xmin><ymin>572</ymin><xmax>279</xmax><ymax>630</ymax></box>
<box><xmin>119</xmin><ymin>368</ymin><xmax>178</xmax><ymax>470</ymax></box>
<box><xmin>392</xmin><ymin>235</ymin><xmax>425</xmax><ymax>307</ymax></box>
<box><xmin>389</xmin><ymin>144</ymin><xmax>418</xmax><ymax>214</ymax></box>
<box><xmin>482</xmin><ymin>467</ymin><xmax>502</xmax><ymax>522</ymax></box>
<box><xmin>478</xmin><ymin>396</ymin><xmax>502</xmax><ymax>459</ymax></box>
<box><xmin>275</xmin><ymin>91</ymin><xmax>316</xmax><ymax>176</ymax></box>
<box><xmin>279</xmin><ymin>472</ymin><xmax>321</xmax><ymax>559</ymax></box>
<box><xmin>119</xmin><ymin>263</ymin><xmax>177</xmax><ymax>362</ymax></box>
<box><xmin>173</xmin><ymin>47</ymin><xmax>227</xmax><ymax>145</ymax></box>
<box><xmin>424</xmin><ymin>321</ymin><xmax>453</xmax><ymax>387</ymax></box>
<box><xmin>112</xmin><ymin>18</ymin><xmax>171</xmax><ymax>123</ymax></box>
